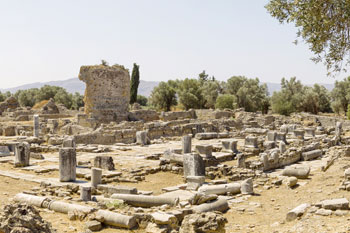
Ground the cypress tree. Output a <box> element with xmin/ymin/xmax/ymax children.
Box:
<box><xmin>130</xmin><ymin>63</ymin><xmax>140</xmax><ymax>104</ymax></box>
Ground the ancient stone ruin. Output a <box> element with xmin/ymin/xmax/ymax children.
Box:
<box><xmin>79</xmin><ymin>64</ymin><xmax>130</xmax><ymax>123</ymax></box>
<box><xmin>2</xmin><ymin>76</ymin><xmax>350</xmax><ymax>232</ymax></box>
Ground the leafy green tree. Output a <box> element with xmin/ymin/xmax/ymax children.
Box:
<box><xmin>272</xmin><ymin>78</ymin><xmax>331</xmax><ymax>115</ymax></box>
<box><xmin>36</xmin><ymin>85</ymin><xmax>64</xmax><ymax>102</ymax></box>
<box><xmin>331</xmin><ymin>100</ymin><xmax>342</xmax><ymax>115</ymax></box>
<box><xmin>0</xmin><ymin>91</ymin><xmax>11</xmax><ymax>101</ymax></box>
<box><xmin>302</xmin><ymin>86</ymin><xmax>319</xmax><ymax>114</ymax></box>
<box><xmin>177</xmin><ymin>78</ymin><xmax>205</xmax><ymax>110</ymax></box>
<box><xmin>149</xmin><ymin>81</ymin><xmax>177</xmax><ymax>111</ymax></box>
<box><xmin>16</xmin><ymin>89</ymin><xmax>39</xmax><ymax>107</ymax></box>
<box><xmin>331</xmin><ymin>77</ymin><xmax>350</xmax><ymax>115</ymax></box>
<box><xmin>271</xmin><ymin>77</ymin><xmax>305</xmax><ymax>115</ymax></box>
<box><xmin>136</xmin><ymin>95</ymin><xmax>148</xmax><ymax>106</ymax></box>
<box><xmin>0</xmin><ymin>92</ymin><xmax>6</xmax><ymax>102</ymax></box>
<box><xmin>198</xmin><ymin>70</ymin><xmax>215</xmax><ymax>83</ymax></box>
<box><xmin>225</xmin><ymin>76</ymin><xmax>247</xmax><ymax>96</ymax></box>
<box><xmin>312</xmin><ymin>84</ymin><xmax>332</xmax><ymax>113</ymax></box>
<box><xmin>236</xmin><ymin>78</ymin><xmax>269</xmax><ymax>112</ymax></box>
<box><xmin>215</xmin><ymin>94</ymin><xmax>236</xmax><ymax>110</ymax></box>
<box><xmin>54</xmin><ymin>89</ymin><xmax>73</xmax><ymax>109</ymax></box>
<box><xmin>130</xmin><ymin>63</ymin><xmax>140</xmax><ymax>104</ymax></box>
<box><xmin>266</xmin><ymin>0</ymin><xmax>350</xmax><ymax>75</ymax></box>
<box><xmin>347</xmin><ymin>104</ymin><xmax>350</xmax><ymax>120</ymax></box>
<box><xmin>271</xmin><ymin>91</ymin><xmax>295</xmax><ymax>116</ymax></box>
<box><xmin>200</xmin><ymin>80</ymin><xmax>222</xmax><ymax>109</ymax></box>
<box><xmin>72</xmin><ymin>92</ymin><xmax>84</xmax><ymax>110</ymax></box>
<box><xmin>225</xmin><ymin>76</ymin><xmax>269</xmax><ymax>112</ymax></box>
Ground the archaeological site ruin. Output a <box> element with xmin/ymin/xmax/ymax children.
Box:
<box><xmin>0</xmin><ymin>62</ymin><xmax>350</xmax><ymax>232</ymax></box>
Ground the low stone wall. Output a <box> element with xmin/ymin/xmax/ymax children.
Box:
<box><xmin>160</xmin><ymin>110</ymin><xmax>196</xmax><ymax>121</ymax></box>
<box><xmin>128</xmin><ymin>109</ymin><xmax>159</xmax><ymax>122</ymax></box>
<box><xmin>195</xmin><ymin>109</ymin><xmax>233</xmax><ymax>120</ymax></box>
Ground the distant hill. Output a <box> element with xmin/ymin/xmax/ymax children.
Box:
<box><xmin>0</xmin><ymin>78</ymin><xmax>334</xmax><ymax>97</ymax></box>
<box><xmin>0</xmin><ymin>78</ymin><xmax>159</xmax><ymax>97</ymax></box>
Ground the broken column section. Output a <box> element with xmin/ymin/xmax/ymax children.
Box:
<box><xmin>182</xmin><ymin>135</ymin><xmax>192</xmax><ymax>154</ymax></box>
<box><xmin>33</xmin><ymin>114</ymin><xmax>40</xmax><ymax>137</ymax></box>
<box><xmin>59</xmin><ymin>148</ymin><xmax>76</xmax><ymax>182</ymax></box>
<box><xmin>183</xmin><ymin>153</ymin><xmax>205</xmax><ymax>177</ymax></box>
<box><xmin>14</xmin><ymin>142</ymin><xmax>30</xmax><ymax>167</ymax></box>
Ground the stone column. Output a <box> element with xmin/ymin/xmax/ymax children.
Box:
<box><xmin>136</xmin><ymin>131</ymin><xmax>149</xmax><ymax>145</ymax></box>
<box><xmin>14</xmin><ymin>142</ymin><xmax>30</xmax><ymax>167</ymax></box>
<box><xmin>59</xmin><ymin>148</ymin><xmax>76</xmax><ymax>182</ymax></box>
<box><xmin>237</xmin><ymin>153</ymin><xmax>246</xmax><ymax>168</ymax></box>
<box><xmin>33</xmin><ymin>115</ymin><xmax>40</xmax><ymax>137</ymax></box>
<box><xmin>182</xmin><ymin>135</ymin><xmax>192</xmax><ymax>154</ymax></box>
<box><xmin>91</xmin><ymin>168</ymin><xmax>102</xmax><ymax>188</ymax></box>
<box><xmin>183</xmin><ymin>153</ymin><xmax>205</xmax><ymax>177</ymax></box>
<box><xmin>279</xmin><ymin>141</ymin><xmax>286</xmax><ymax>154</ymax></box>
<box><xmin>260</xmin><ymin>153</ymin><xmax>269</xmax><ymax>171</ymax></box>
<box><xmin>80</xmin><ymin>186</ymin><xmax>91</xmax><ymax>201</ymax></box>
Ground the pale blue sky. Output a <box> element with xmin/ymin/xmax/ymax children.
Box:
<box><xmin>0</xmin><ymin>0</ymin><xmax>348</xmax><ymax>88</ymax></box>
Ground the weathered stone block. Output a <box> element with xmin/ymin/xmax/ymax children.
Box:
<box><xmin>186</xmin><ymin>176</ymin><xmax>205</xmax><ymax>191</ymax></box>
<box><xmin>0</xmin><ymin>146</ymin><xmax>10</xmax><ymax>157</ymax></box>
<box><xmin>59</xmin><ymin>148</ymin><xmax>76</xmax><ymax>182</ymax></box>
<box><xmin>293</xmin><ymin>130</ymin><xmax>304</xmax><ymax>139</ymax></box>
<box><xmin>195</xmin><ymin>145</ymin><xmax>213</xmax><ymax>158</ymax></box>
<box><xmin>221</xmin><ymin>140</ymin><xmax>238</xmax><ymax>153</ymax></box>
<box><xmin>14</xmin><ymin>142</ymin><xmax>30</xmax><ymax>167</ymax></box>
<box><xmin>266</xmin><ymin>131</ymin><xmax>277</xmax><ymax>141</ymax></box>
<box><xmin>93</xmin><ymin>156</ymin><xmax>115</xmax><ymax>171</ymax></box>
<box><xmin>304</xmin><ymin>127</ymin><xmax>315</xmax><ymax>138</ymax></box>
<box><xmin>97</xmin><ymin>184</ymin><xmax>137</xmax><ymax>194</ymax></box>
<box><xmin>245</xmin><ymin>136</ymin><xmax>257</xmax><ymax>148</ymax></box>
<box><xmin>183</xmin><ymin>153</ymin><xmax>205</xmax><ymax>177</ymax></box>
<box><xmin>136</xmin><ymin>131</ymin><xmax>149</xmax><ymax>145</ymax></box>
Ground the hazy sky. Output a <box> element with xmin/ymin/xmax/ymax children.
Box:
<box><xmin>0</xmin><ymin>0</ymin><xmax>348</xmax><ymax>89</ymax></box>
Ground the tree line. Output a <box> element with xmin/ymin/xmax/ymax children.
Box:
<box><xmin>0</xmin><ymin>85</ymin><xmax>84</xmax><ymax>110</ymax></box>
<box><xmin>149</xmin><ymin>71</ymin><xmax>270</xmax><ymax>113</ymax></box>
<box><xmin>148</xmin><ymin>72</ymin><xmax>350</xmax><ymax>118</ymax></box>
<box><xmin>2</xmin><ymin>70</ymin><xmax>350</xmax><ymax>118</ymax></box>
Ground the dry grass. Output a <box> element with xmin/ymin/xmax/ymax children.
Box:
<box><xmin>32</xmin><ymin>100</ymin><xmax>49</xmax><ymax>109</ymax></box>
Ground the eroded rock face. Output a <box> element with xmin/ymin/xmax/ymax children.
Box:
<box><xmin>79</xmin><ymin>64</ymin><xmax>130</xmax><ymax>123</ymax></box>
<box><xmin>179</xmin><ymin>212</ymin><xmax>227</xmax><ymax>233</ymax></box>
<box><xmin>0</xmin><ymin>203</ymin><xmax>54</xmax><ymax>233</ymax></box>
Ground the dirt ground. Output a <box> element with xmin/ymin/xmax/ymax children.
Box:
<box><xmin>0</xmin><ymin>155</ymin><xmax>349</xmax><ymax>232</ymax></box>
